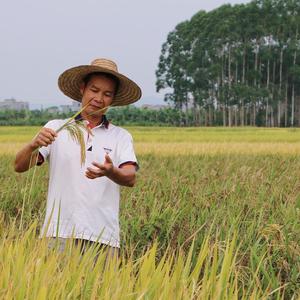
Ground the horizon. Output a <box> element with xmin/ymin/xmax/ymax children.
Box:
<box><xmin>0</xmin><ymin>96</ymin><xmax>168</xmax><ymax>110</ymax></box>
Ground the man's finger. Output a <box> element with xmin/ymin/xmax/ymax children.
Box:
<box><xmin>40</xmin><ymin>131</ymin><xmax>56</xmax><ymax>142</ymax></box>
<box><xmin>85</xmin><ymin>170</ymin><xmax>104</xmax><ymax>178</ymax></box>
<box><xmin>85</xmin><ymin>172</ymin><xmax>96</xmax><ymax>179</ymax></box>
<box><xmin>85</xmin><ymin>170</ymin><xmax>97</xmax><ymax>178</ymax></box>
<box><xmin>43</xmin><ymin>132</ymin><xmax>56</xmax><ymax>141</ymax></box>
<box><xmin>86</xmin><ymin>167</ymin><xmax>105</xmax><ymax>176</ymax></box>
<box><xmin>40</xmin><ymin>135</ymin><xmax>52</xmax><ymax>144</ymax></box>
<box><xmin>86</xmin><ymin>167</ymin><xmax>99</xmax><ymax>174</ymax></box>
<box><xmin>44</xmin><ymin>128</ymin><xmax>58</xmax><ymax>137</ymax></box>
<box><xmin>105</xmin><ymin>154</ymin><xmax>112</xmax><ymax>163</ymax></box>
<box><xmin>91</xmin><ymin>162</ymin><xmax>106</xmax><ymax>170</ymax></box>
<box><xmin>38</xmin><ymin>140</ymin><xmax>48</xmax><ymax>147</ymax></box>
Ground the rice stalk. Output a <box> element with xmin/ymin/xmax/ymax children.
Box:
<box><xmin>57</xmin><ymin>104</ymin><xmax>111</xmax><ymax>165</ymax></box>
<box><xmin>19</xmin><ymin>151</ymin><xmax>39</xmax><ymax>230</ymax></box>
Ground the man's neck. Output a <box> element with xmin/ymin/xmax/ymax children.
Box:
<box><xmin>81</xmin><ymin>112</ymin><xmax>103</xmax><ymax>127</ymax></box>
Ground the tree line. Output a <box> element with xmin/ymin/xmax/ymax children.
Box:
<box><xmin>156</xmin><ymin>0</ymin><xmax>300</xmax><ymax>127</ymax></box>
<box><xmin>0</xmin><ymin>107</ymin><xmax>193</xmax><ymax>127</ymax></box>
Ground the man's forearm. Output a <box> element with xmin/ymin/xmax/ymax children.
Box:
<box><xmin>15</xmin><ymin>143</ymin><xmax>39</xmax><ymax>173</ymax></box>
<box><xmin>106</xmin><ymin>166</ymin><xmax>136</xmax><ymax>187</ymax></box>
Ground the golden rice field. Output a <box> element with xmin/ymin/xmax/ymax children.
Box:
<box><xmin>0</xmin><ymin>126</ymin><xmax>299</xmax><ymax>299</ymax></box>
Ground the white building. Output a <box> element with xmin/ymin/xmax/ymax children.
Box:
<box><xmin>0</xmin><ymin>98</ymin><xmax>29</xmax><ymax>111</ymax></box>
<box><xmin>60</xmin><ymin>101</ymin><xmax>81</xmax><ymax>113</ymax></box>
<box><xmin>46</xmin><ymin>106</ymin><xmax>60</xmax><ymax>114</ymax></box>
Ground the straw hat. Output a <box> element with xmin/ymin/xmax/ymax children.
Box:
<box><xmin>58</xmin><ymin>58</ymin><xmax>142</xmax><ymax>106</ymax></box>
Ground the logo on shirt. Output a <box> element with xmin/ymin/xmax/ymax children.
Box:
<box><xmin>103</xmin><ymin>147</ymin><xmax>112</xmax><ymax>154</ymax></box>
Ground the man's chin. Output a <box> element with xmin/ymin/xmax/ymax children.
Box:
<box><xmin>91</xmin><ymin>105</ymin><xmax>107</xmax><ymax>111</ymax></box>
<box><xmin>91</xmin><ymin>106</ymin><xmax>108</xmax><ymax>114</ymax></box>
<box><xmin>82</xmin><ymin>108</ymin><xmax>100</xmax><ymax>117</ymax></box>
<box><xmin>88</xmin><ymin>104</ymin><xmax>103</xmax><ymax>111</ymax></box>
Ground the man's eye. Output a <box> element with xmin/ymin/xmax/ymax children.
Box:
<box><xmin>91</xmin><ymin>89</ymin><xmax>98</xmax><ymax>92</ymax></box>
<box><xmin>105</xmin><ymin>93</ymin><xmax>113</xmax><ymax>97</ymax></box>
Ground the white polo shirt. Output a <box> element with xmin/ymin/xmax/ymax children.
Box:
<box><xmin>38</xmin><ymin>118</ymin><xmax>138</xmax><ymax>248</ymax></box>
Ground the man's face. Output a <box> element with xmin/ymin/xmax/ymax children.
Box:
<box><xmin>80</xmin><ymin>74</ymin><xmax>116</xmax><ymax>117</ymax></box>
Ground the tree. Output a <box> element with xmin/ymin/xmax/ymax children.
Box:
<box><xmin>156</xmin><ymin>0</ymin><xmax>300</xmax><ymax>127</ymax></box>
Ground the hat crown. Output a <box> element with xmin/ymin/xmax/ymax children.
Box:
<box><xmin>91</xmin><ymin>58</ymin><xmax>118</xmax><ymax>72</ymax></box>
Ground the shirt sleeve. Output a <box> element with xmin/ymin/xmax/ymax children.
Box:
<box><xmin>36</xmin><ymin>152</ymin><xmax>45</xmax><ymax>166</ymax></box>
<box><xmin>117</xmin><ymin>131</ymin><xmax>139</xmax><ymax>170</ymax></box>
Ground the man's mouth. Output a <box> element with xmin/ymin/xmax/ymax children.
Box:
<box><xmin>90</xmin><ymin>103</ymin><xmax>102</xmax><ymax>109</ymax></box>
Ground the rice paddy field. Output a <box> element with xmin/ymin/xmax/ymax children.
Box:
<box><xmin>0</xmin><ymin>126</ymin><xmax>300</xmax><ymax>299</ymax></box>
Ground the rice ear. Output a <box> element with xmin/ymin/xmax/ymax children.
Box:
<box><xmin>55</xmin><ymin>104</ymin><xmax>111</xmax><ymax>165</ymax></box>
<box><xmin>63</xmin><ymin>122</ymin><xmax>87</xmax><ymax>165</ymax></box>
<box><xmin>56</xmin><ymin>105</ymin><xmax>111</xmax><ymax>134</ymax></box>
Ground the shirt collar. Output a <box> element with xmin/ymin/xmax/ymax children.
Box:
<box><xmin>75</xmin><ymin>114</ymin><xmax>109</xmax><ymax>129</ymax></box>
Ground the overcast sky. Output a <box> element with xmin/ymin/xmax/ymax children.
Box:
<box><xmin>0</xmin><ymin>0</ymin><xmax>250</xmax><ymax>108</ymax></box>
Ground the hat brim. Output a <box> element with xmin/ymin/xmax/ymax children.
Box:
<box><xmin>58</xmin><ymin>65</ymin><xmax>142</xmax><ymax>106</ymax></box>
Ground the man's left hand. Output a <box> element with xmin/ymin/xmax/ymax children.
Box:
<box><xmin>85</xmin><ymin>154</ymin><xmax>113</xmax><ymax>179</ymax></box>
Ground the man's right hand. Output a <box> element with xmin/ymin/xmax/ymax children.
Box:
<box><xmin>30</xmin><ymin>128</ymin><xmax>57</xmax><ymax>149</ymax></box>
<box><xmin>15</xmin><ymin>127</ymin><xmax>57</xmax><ymax>172</ymax></box>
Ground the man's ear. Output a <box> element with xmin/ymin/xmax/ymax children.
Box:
<box><xmin>79</xmin><ymin>83</ymin><xmax>85</xmax><ymax>96</ymax></box>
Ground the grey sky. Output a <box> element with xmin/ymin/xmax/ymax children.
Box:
<box><xmin>0</xmin><ymin>0</ymin><xmax>249</xmax><ymax>108</ymax></box>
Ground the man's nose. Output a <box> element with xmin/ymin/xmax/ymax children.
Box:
<box><xmin>94</xmin><ymin>93</ymin><xmax>104</xmax><ymax>102</ymax></box>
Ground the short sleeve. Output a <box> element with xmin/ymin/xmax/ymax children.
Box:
<box><xmin>117</xmin><ymin>131</ymin><xmax>138</xmax><ymax>170</ymax></box>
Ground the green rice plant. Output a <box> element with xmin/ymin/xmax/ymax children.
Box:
<box><xmin>0</xmin><ymin>221</ymin><xmax>292</xmax><ymax>299</ymax></box>
<box><xmin>0</xmin><ymin>222</ymin><xmax>235</xmax><ymax>299</ymax></box>
<box><xmin>1</xmin><ymin>127</ymin><xmax>300</xmax><ymax>297</ymax></box>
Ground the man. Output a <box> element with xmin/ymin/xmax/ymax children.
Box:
<box><xmin>14</xmin><ymin>58</ymin><xmax>142</xmax><ymax>254</ymax></box>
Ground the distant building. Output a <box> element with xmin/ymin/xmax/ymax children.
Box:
<box><xmin>141</xmin><ymin>104</ymin><xmax>168</xmax><ymax>110</ymax></box>
<box><xmin>60</xmin><ymin>101</ymin><xmax>80</xmax><ymax>113</ymax></box>
<box><xmin>0</xmin><ymin>98</ymin><xmax>29</xmax><ymax>111</ymax></box>
<box><xmin>46</xmin><ymin>106</ymin><xmax>60</xmax><ymax>114</ymax></box>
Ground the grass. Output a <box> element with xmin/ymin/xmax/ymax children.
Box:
<box><xmin>3</xmin><ymin>126</ymin><xmax>300</xmax><ymax>143</ymax></box>
<box><xmin>0</xmin><ymin>126</ymin><xmax>299</xmax><ymax>298</ymax></box>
